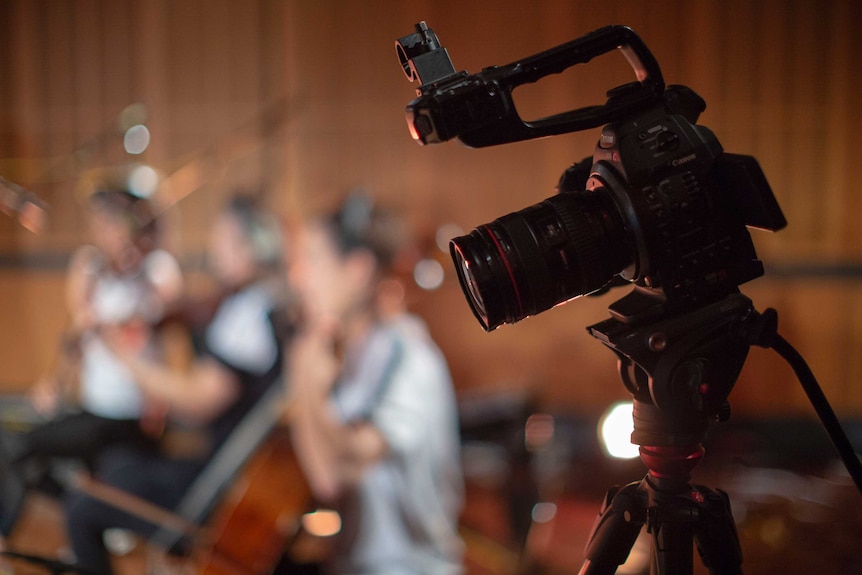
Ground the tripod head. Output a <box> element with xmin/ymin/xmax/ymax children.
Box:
<box><xmin>587</xmin><ymin>290</ymin><xmax>773</xmax><ymax>451</ymax></box>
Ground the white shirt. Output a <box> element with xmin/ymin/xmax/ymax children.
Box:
<box><xmin>331</xmin><ymin>314</ymin><xmax>465</xmax><ymax>575</ymax></box>
<box><xmin>79</xmin><ymin>250</ymin><xmax>178</xmax><ymax>419</ymax></box>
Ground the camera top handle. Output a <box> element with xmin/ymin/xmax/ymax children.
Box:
<box><xmin>396</xmin><ymin>23</ymin><xmax>665</xmax><ymax>147</ymax></box>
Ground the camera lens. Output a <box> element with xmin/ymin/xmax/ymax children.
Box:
<box><xmin>451</xmin><ymin>251</ymin><xmax>488</xmax><ymax>320</ymax></box>
<box><xmin>449</xmin><ymin>190</ymin><xmax>631</xmax><ymax>331</ymax></box>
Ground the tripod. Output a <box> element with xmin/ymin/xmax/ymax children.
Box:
<box><xmin>577</xmin><ymin>289</ymin><xmax>862</xmax><ymax>575</ymax></box>
<box><xmin>580</xmin><ymin>442</ymin><xmax>741</xmax><ymax>575</ymax></box>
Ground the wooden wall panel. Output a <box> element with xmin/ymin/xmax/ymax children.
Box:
<box><xmin>0</xmin><ymin>0</ymin><xmax>860</xmax><ymax>419</ymax></box>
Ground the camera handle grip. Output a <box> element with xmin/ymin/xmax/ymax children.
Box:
<box><xmin>456</xmin><ymin>25</ymin><xmax>665</xmax><ymax>147</ymax></box>
<box><xmin>399</xmin><ymin>24</ymin><xmax>665</xmax><ymax>147</ymax></box>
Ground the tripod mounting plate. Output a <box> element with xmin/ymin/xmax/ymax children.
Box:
<box><xmin>588</xmin><ymin>291</ymin><xmax>757</xmax><ymax>447</ymax></box>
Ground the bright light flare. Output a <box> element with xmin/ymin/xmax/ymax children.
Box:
<box><xmin>598</xmin><ymin>401</ymin><xmax>640</xmax><ymax>459</ymax></box>
<box><xmin>531</xmin><ymin>502</ymin><xmax>557</xmax><ymax>524</ymax></box>
<box><xmin>124</xmin><ymin>124</ymin><xmax>150</xmax><ymax>155</ymax></box>
<box><xmin>414</xmin><ymin>258</ymin><xmax>445</xmax><ymax>290</ymax></box>
<box><xmin>127</xmin><ymin>164</ymin><xmax>160</xmax><ymax>198</ymax></box>
<box><xmin>301</xmin><ymin>509</ymin><xmax>342</xmax><ymax>537</ymax></box>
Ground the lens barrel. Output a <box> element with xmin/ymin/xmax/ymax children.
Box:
<box><xmin>450</xmin><ymin>190</ymin><xmax>631</xmax><ymax>331</ymax></box>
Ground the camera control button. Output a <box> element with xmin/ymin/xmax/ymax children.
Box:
<box><xmin>655</xmin><ymin>130</ymin><xmax>680</xmax><ymax>152</ymax></box>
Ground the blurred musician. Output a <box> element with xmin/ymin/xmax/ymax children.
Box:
<box><xmin>286</xmin><ymin>193</ymin><xmax>464</xmax><ymax>575</ymax></box>
<box><xmin>1</xmin><ymin>185</ymin><xmax>181</xmax><ymax>539</ymax></box>
<box><xmin>63</xmin><ymin>193</ymin><xmax>291</xmax><ymax>575</ymax></box>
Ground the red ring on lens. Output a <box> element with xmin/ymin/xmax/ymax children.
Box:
<box><xmin>482</xmin><ymin>224</ymin><xmax>523</xmax><ymax>319</ymax></box>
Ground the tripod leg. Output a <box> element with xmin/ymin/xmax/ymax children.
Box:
<box><xmin>646</xmin><ymin>500</ymin><xmax>696</xmax><ymax>575</ymax></box>
<box><xmin>579</xmin><ymin>482</ymin><xmax>645</xmax><ymax>575</ymax></box>
<box><xmin>692</xmin><ymin>487</ymin><xmax>743</xmax><ymax>575</ymax></box>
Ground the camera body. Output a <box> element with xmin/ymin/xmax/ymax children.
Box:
<box><xmin>396</xmin><ymin>23</ymin><xmax>785</xmax><ymax>332</ymax></box>
<box><xmin>578</xmin><ymin>86</ymin><xmax>786</xmax><ymax>323</ymax></box>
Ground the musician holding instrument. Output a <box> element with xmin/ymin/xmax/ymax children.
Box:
<box><xmin>1</xmin><ymin>186</ymin><xmax>182</xmax><ymax>539</ymax></box>
<box><xmin>287</xmin><ymin>193</ymin><xmax>465</xmax><ymax>575</ymax></box>
<box><xmin>63</xmin><ymin>194</ymin><xmax>291</xmax><ymax>575</ymax></box>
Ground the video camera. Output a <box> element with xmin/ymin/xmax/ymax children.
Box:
<box><xmin>396</xmin><ymin>22</ymin><xmax>786</xmax><ymax>332</ymax></box>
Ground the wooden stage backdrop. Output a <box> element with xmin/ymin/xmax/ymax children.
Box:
<box><xmin>1</xmin><ymin>0</ymin><xmax>861</xmax><ymax>420</ymax></box>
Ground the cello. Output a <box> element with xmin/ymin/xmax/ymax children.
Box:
<box><xmin>188</xmin><ymin>426</ymin><xmax>312</xmax><ymax>575</ymax></box>
<box><xmin>75</xmin><ymin>388</ymin><xmax>316</xmax><ymax>575</ymax></box>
